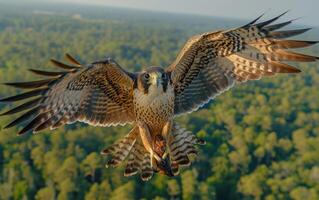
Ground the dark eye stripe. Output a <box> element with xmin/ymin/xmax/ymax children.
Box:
<box><xmin>162</xmin><ymin>73</ymin><xmax>166</xmax><ymax>79</ymax></box>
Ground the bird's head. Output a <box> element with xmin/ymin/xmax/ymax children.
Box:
<box><xmin>136</xmin><ymin>67</ymin><xmax>171</xmax><ymax>94</ymax></box>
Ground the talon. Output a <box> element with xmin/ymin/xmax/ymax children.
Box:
<box><xmin>150</xmin><ymin>151</ymin><xmax>154</xmax><ymax>168</ymax></box>
<box><xmin>153</xmin><ymin>153</ymin><xmax>161</xmax><ymax>161</ymax></box>
<box><xmin>150</xmin><ymin>151</ymin><xmax>161</xmax><ymax>168</ymax></box>
<box><xmin>162</xmin><ymin>152</ymin><xmax>168</xmax><ymax>159</ymax></box>
<box><xmin>162</xmin><ymin>150</ymin><xmax>169</xmax><ymax>159</ymax></box>
<box><xmin>162</xmin><ymin>142</ymin><xmax>171</xmax><ymax>159</ymax></box>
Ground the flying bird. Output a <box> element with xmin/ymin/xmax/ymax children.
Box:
<box><xmin>1</xmin><ymin>12</ymin><xmax>318</xmax><ymax>181</ymax></box>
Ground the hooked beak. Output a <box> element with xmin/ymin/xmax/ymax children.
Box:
<box><xmin>150</xmin><ymin>73</ymin><xmax>162</xmax><ymax>87</ymax></box>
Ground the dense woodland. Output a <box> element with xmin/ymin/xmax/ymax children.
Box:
<box><xmin>0</xmin><ymin>2</ymin><xmax>318</xmax><ymax>200</ymax></box>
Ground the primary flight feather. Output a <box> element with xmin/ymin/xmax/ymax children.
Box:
<box><xmin>1</xmin><ymin>12</ymin><xmax>318</xmax><ymax>181</ymax></box>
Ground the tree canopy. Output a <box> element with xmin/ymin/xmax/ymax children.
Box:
<box><xmin>0</xmin><ymin>2</ymin><xmax>318</xmax><ymax>200</ymax></box>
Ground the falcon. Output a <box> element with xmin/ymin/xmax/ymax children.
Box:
<box><xmin>1</xmin><ymin>12</ymin><xmax>318</xmax><ymax>181</ymax></box>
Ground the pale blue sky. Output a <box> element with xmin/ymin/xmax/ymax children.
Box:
<box><xmin>50</xmin><ymin>0</ymin><xmax>319</xmax><ymax>26</ymax></box>
<box><xmin>12</xmin><ymin>0</ymin><xmax>319</xmax><ymax>26</ymax></box>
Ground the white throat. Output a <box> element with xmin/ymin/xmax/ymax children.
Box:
<box><xmin>134</xmin><ymin>84</ymin><xmax>174</xmax><ymax>106</ymax></box>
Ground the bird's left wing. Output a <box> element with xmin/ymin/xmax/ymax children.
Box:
<box><xmin>0</xmin><ymin>55</ymin><xmax>136</xmax><ymax>135</ymax></box>
<box><xmin>166</xmin><ymin>12</ymin><xmax>318</xmax><ymax>116</ymax></box>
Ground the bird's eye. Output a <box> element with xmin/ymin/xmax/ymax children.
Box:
<box><xmin>144</xmin><ymin>73</ymin><xmax>150</xmax><ymax>79</ymax></box>
<box><xmin>161</xmin><ymin>73</ymin><xmax>166</xmax><ymax>79</ymax></box>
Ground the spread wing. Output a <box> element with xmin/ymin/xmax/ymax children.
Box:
<box><xmin>166</xmin><ymin>12</ymin><xmax>319</xmax><ymax>116</ymax></box>
<box><xmin>0</xmin><ymin>54</ymin><xmax>136</xmax><ymax>135</ymax></box>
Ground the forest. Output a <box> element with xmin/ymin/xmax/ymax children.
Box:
<box><xmin>0</xmin><ymin>2</ymin><xmax>318</xmax><ymax>200</ymax></box>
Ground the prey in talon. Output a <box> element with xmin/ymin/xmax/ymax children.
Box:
<box><xmin>153</xmin><ymin>135</ymin><xmax>174</xmax><ymax>177</ymax></box>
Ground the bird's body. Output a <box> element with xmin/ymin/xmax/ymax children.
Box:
<box><xmin>132</xmin><ymin>67</ymin><xmax>175</xmax><ymax>176</ymax></box>
<box><xmin>1</xmin><ymin>12</ymin><xmax>318</xmax><ymax>181</ymax></box>
<box><xmin>133</xmin><ymin>71</ymin><xmax>174</xmax><ymax>134</ymax></box>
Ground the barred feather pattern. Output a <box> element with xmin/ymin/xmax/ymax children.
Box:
<box><xmin>124</xmin><ymin>139</ymin><xmax>144</xmax><ymax>177</ymax></box>
<box><xmin>0</xmin><ymin>54</ymin><xmax>136</xmax><ymax>135</ymax></box>
<box><xmin>101</xmin><ymin>126</ymin><xmax>154</xmax><ymax>181</ymax></box>
<box><xmin>167</xmin><ymin>12</ymin><xmax>319</xmax><ymax>115</ymax></box>
<box><xmin>169</xmin><ymin>123</ymin><xmax>206</xmax><ymax>175</ymax></box>
<box><xmin>101</xmin><ymin>123</ymin><xmax>205</xmax><ymax>181</ymax></box>
<box><xmin>101</xmin><ymin>126</ymin><xmax>138</xmax><ymax>168</ymax></box>
<box><xmin>121</xmin><ymin>135</ymin><xmax>154</xmax><ymax>181</ymax></box>
<box><xmin>124</xmin><ymin>137</ymin><xmax>154</xmax><ymax>180</ymax></box>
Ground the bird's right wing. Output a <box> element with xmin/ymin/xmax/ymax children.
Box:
<box><xmin>0</xmin><ymin>55</ymin><xmax>136</xmax><ymax>135</ymax></box>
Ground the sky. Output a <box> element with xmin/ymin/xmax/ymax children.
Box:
<box><xmin>3</xmin><ymin>0</ymin><xmax>318</xmax><ymax>26</ymax></box>
<box><xmin>46</xmin><ymin>0</ymin><xmax>319</xmax><ymax>26</ymax></box>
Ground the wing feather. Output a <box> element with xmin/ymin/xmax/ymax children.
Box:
<box><xmin>4</xmin><ymin>79</ymin><xmax>56</xmax><ymax>89</ymax></box>
<box><xmin>0</xmin><ymin>55</ymin><xmax>136</xmax><ymax>135</ymax></box>
<box><xmin>28</xmin><ymin>69</ymin><xmax>68</xmax><ymax>77</ymax></box>
<box><xmin>64</xmin><ymin>53</ymin><xmax>82</xmax><ymax>66</ymax></box>
<box><xmin>167</xmin><ymin>13</ymin><xmax>318</xmax><ymax>115</ymax></box>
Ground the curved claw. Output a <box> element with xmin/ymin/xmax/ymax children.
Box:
<box><xmin>162</xmin><ymin>142</ymin><xmax>170</xmax><ymax>159</ymax></box>
<box><xmin>153</xmin><ymin>152</ymin><xmax>161</xmax><ymax>161</ymax></box>
<box><xmin>156</xmin><ymin>156</ymin><xmax>174</xmax><ymax>177</ymax></box>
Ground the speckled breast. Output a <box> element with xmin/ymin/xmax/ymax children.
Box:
<box><xmin>133</xmin><ymin>87</ymin><xmax>174</xmax><ymax>133</ymax></box>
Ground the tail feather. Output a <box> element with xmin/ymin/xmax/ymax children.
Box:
<box><xmin>124</xmin><ymin>141</ymin><xmax>141</xmax><ymax>177</ymax></box>
<box><xmin>124</xmin><ymin>138</ymin><xmax>154</xmax><ymax>181</ymax></box>
<box><xmin>168</xmin><ymin>123</ymin><xmax>205</xmax><ymax>176</ymax></box>
<box><xmin>140</xmin><ymin>153</ymin><xmax>153</xmax><ymax>181</ymax></box>
<box><xmin>101</xmin><ymin>126</ymin><xmax>154</xmax><ymax>181</ymax></box>
<box><xmin>124</xmin><ymin>153</ymin><xmax>140</xmax><ymax>177</ymax></box>
<box><xmin>101</xmin><ymin>127</ymin><xmax>138</xmax><ymax>168</ymax></box>
<box><xmin>101</xmin><ymin>123</ymin><xmax>205</xmax><ymax>181</ymax></box>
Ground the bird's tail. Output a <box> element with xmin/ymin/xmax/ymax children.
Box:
<box><xmin>124</xmin><ymin>137</ymin><xmax>154</xmax><ymax>181</ymax></box>
<box><xmin>101</xmin><ymin>123</ymin><xmax>205</xmax><ymax>181</ymax></box>
<box><xmin>101</xmin><ymin>126</ymin><xmax>154</xmax><ymax>181</ymax></box>
<box><xmin>101</xmin><ymin>126</ymin><xmax>139</xmax><ymax>168</ymax></box>
<box><xmin>167</xmin><ymin>123</ymin><xmax>206</xmax><ymax>176</ymax></box>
